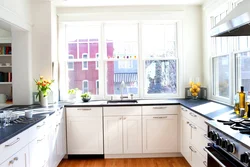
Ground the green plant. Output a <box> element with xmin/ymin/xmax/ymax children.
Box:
<box><xmin>81</xmin><ymin>92</ymin><xmax>91</xmax><ymax>98</ymax></box>
<box><xmin>68</xmin><ymin>88</ymin><xmax>79</xmax><ymax>94</ymax></box>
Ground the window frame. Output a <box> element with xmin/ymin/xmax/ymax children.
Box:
<box><xmin>96</xmin><ymin>80</ymin><xmax>99</xmax><ymax>95</ymax></box>
<box><xmin>82</xmin><ymin>53</ymin><xmax>89</xmax><ymax>70</ymax></box>
<box><xmin>82</xmin><ymin>80</ymin><xmax>89</xmax><ymax>93</ymax></box>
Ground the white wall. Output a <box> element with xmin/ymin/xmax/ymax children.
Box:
<box><xmin>57</xmin><ymin>5</ymin><xmax>203</xmax><ymax>98</ymax></box>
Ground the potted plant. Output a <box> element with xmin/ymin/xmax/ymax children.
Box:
<box><xmin>81</xmin><ymin>92</ymin><xmax>91</xmax><ymax>102</ymax></box>
<box><xmin>34</xmin><ymin>76</ymin><xmax>54</xmax><ymax>106</ymax></box>
<box><xmin>68</xmin><ymin>88</ymin><xmax>79</xmax><ymax>101</ymax></box>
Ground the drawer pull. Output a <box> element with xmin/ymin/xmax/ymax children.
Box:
<box><xmin>189</xmin><ymin>146</ymin><xmax>197</xmax><ymax>153</ymax></box>
<box><xmin>186</xmin><ymin>121</ymin><xmax>189</xmax><ymax>124</ymax></box>
<box><xmin>203</xmin><ymin>161</ymin><xmax>207</xmax><ymax>166</ymax></box>
<box><xmin>153</xmin><ymin>116</ymin><xmax>168</xmax><ymax>119</ymax></box>
<box><xmin>14</xmin><ymin>157</ymin><xmax>18</xmax><ymax>161</ymax></box>
<box><xmin>37</xmin><ymin>122</ymin><xmax>45</xmax><ymax>128</ymax></box>
<box><xmin>123</xmin><ymin>117</ymin><xmax>126</xmax><ymax>120</ymax></box>
<box><xmin>37</xmin><ymin>136</ymin><xmax>45</xmax><ymax>142</ymax></box>
<box><xmin>5</xmin><ymin>138</ymin><xmax>20</xmax><ymax>147</ymax></box>
<box><xmin>190</xmin><ymin>124</ymin><xmax>197</xmax><ymax>129</ymax></box>
<box><xmin>153</xmin><ymin>107</ymin><xmax>167</xmax><ymax>109</ymax></box>
<box><xmin>204</xmin><ymin>134</ymin><xmax>210</xmax><ymax>140</ymax></box>
<box><xmin>77</xmin><ymin>108</ymin><xmax>91</xmax><ymax>111</ymax></box>
<box><xmin>189</xmin><ymin>112</ymin><xmax>197</xmax><ymax>117</ymax></box>
<box><xmin>9</xmin><ymin>160</ymin><xmax>14</xmax><ymax>164</ymax></box>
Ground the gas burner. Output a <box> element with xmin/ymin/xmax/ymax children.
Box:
<box><xmin>217</xmin><ymin>118</ymin><xmax>250</xmax><ymax>134</ymax></box>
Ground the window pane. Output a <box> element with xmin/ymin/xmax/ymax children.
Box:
<box><xmin>212</xmin><ymin>55</ymin><xmax>229</xmax><ymax>98</ymax></box>
<box><xmin>68</xmin><ymin>61</ymin><xmax>99</xmax><ymax>95</ymax></box>
<box><xmin>68</xmin><ymin>55</ymin><xmax>74</xmax><ymax>70</ymax></box>
<box><xmin>105</xmin><ymin>24</ymin><xmax>138</xmax><ymax>59</ymax></box>
<box><xmin>145</xmin><ymin>60</ymin><xmax>177</xmax><ymax>94</ymax></box>
<box><xmin>142</xmin><ymin>24</ymin><xmax>176</xmax><ymax>58</ymax></box>
<box><xmin>106</xmin><ymin>60</ymin><xmax>138</xmax><ymax>95</ymax></box>
<box><xmin>239</xmin><ymin>36</ymin><xmax>248</xmax><ymax>50</ymax></box>
<box><xmin>235</xmin><ymin>51</ymin><xmax>250</xmax><ymax>92</ymax></box>
<box><xmin>96</xmin><ymin>80</ymin><xmax>99</xmax><ymax>95</ymax></box>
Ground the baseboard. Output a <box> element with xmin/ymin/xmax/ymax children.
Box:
<box><xmin>105</xmin><ymin>153</ymin><xmax>182</xmax><ymax>159</ymax></box>
<box><xmin>68</xmin><ymin>154</ymin><xmax>104</xmax><ymax>159</ymax></box>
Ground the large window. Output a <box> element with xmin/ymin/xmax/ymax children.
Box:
<box><xmin>62</xmin><ymin>22</ymin><xmax>179</xmax><ymax>99</ymax></box>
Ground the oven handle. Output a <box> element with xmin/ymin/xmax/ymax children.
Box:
<box><xmin>203</xmin><ymin>147</ymin><xmax>226</xmax><ymax>167</ymax></box>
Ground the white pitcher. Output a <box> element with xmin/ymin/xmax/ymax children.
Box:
<box><xmin>0</xmin><ymin>94</ymin><xmax>7</xmax><ymax>103</ymax></box>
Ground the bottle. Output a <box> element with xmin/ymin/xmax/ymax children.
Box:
<box><xmin>234</xmin><ymin>93</ymin><xmax>240</xmax><ymax>115</ymax></box>
<box><xmin>239</xmin><ymin>86</ymin><xmax>246</xmax><ymax>109</ymax></box>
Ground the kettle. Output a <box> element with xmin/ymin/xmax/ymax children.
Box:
<box><xmin>0</xmin><ymin>94</ymin><xmax>7</xmax><ymax>103</ymax></box>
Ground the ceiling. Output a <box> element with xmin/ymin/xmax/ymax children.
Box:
<box><xmin>55</xmin><ymin>0</ymin><xmax>207</xmax><ymax>7</ymax></box>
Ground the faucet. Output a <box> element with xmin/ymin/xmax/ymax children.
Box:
<box><xmin>120</xmin><ymin>81</ymin><xmax>128</xmax><ymax>100</ymax></box>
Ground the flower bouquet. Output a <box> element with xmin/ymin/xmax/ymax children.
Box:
<box><xmin>35</xmin><ymin>76</ymin><xmax>54</xmax><ymax>106</ymax></box>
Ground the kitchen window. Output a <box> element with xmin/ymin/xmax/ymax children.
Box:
<box><xmin>60</xmin><ymin>21</ymin><xmax>179</xmax><ymax>99</ymax></box>
<box><xmin>68</xmin><ymin>55</ymin><xmax>74</xmax><ymax>70</ymax></box>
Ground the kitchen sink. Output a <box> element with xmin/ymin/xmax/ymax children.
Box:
<box><xmin>107</xmin><ymin>100</ymin><xmax>138</xmax><ymax>104</ymax></box>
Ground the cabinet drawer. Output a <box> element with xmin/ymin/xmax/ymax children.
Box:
<box><xmin>182</xmin><ymin>107</ymin><xmax>208</xmax><ymax>131</ymax></box>
<box><xmin>103</xmin><ymin>107</ymin><xmax>141</xmax><ymax>116</ymax></box>
<box><xmin>28</xmin><ymin>118</ymin><xmax>48</xmax><ymax>142</ymax></box>
<box><xmin>142</xmin><ymin>105</ymin><xmax>179</xmax><ymax>115</ymax></box>
<box><xmin>191</xmin><ymin>124</ymin><xmax>209</xmax><ymax>158</ymax></box>
<box><xmin>66</xmin><ymin>107</ymin><xmax>102</xmax><ymax>117</ymax></box>
<box><xmin>0</xmin><ymin>129</ymin><xmax>29</xmax><ymax>164</ymax></box>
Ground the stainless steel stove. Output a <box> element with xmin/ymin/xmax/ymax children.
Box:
<box><xmin>206</xmin><ymin>119</ymin><xmax>250</xmax><ymax>167</ymax></box>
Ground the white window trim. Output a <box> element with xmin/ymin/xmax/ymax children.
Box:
<box><xmin>82</xmin><ymin>53</ymin><xmax>88</xmax><ymax>70</ymax></box>
<box><xmin>96</xmin><ymin>80</ymin><xmax>99</xmax><ymax>95</ymax></box>
<box><xmin>68</xmin><ymin>54</ymin><xmax>74</xmax><ymax>71</ymax></box>
<box><xmin>82</xmin><ymin>80</ymin><xmax>89</xmax><ymax>93</ymax></box>
<box><xmin>96</xmin><ymin>53</ymin><xmax>99</xmax><ymax>69</ymax></box>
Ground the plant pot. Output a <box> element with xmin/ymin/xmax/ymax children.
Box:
<box><xmin>40</xmin><ymin>94</ymin><xmax>48</xmax><ymax>107</ymax></box>
<box><xmin>82</xmin><ymin>97</ymin><xmax>91</xmax><ymax>102</ymax></box>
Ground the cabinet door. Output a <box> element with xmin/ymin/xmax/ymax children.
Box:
<box><xmin>143</xmin><ymin>115</ymin><xmax>178</xmax><ymax>153</ymax></box>
<box><xmin>191</xmin><ymin>147</ymin><xmax>207</xmax><ymax>167</ymax></box>
<box><xmin>104</xmin><ymin>116</ymin><xmax>123</xmax><ymax>154</ymax></box>
<box><xmin>56</xmin><ymin>113</ymin><xmax>66</xmax><ymax>163</ymax></box>
<box><xmin>12</xmin><ymin>146</ymin><xmax>29</xmax><ymax>167</ymax></box>
<box><xmin>123</xmin><ymin>116</ymin><xmax>142</xmax><ymax>154</ymax></box>
<box><xmin>180</xmin><ymin>116</ymin><xmax>192</xmax><ymax>164</ymax></box>
<box><xmin>48</xmin><ymin>123</ymin><xmax>57</xmax><ymax>167</ymax></box>
<box><xmin>67</xmin><ymin>116</ymin><xmax>103</xmax><ymax>154</ymax></box>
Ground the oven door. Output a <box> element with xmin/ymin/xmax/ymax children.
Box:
<box><xmin>204</xmin><ymin>143</ymin><xmax>246</xmax><ymax>167</ymax></box>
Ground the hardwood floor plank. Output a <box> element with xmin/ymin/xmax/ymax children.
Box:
<box><xmin>58</xmin><ymin>158</ymin><xmax>190</xmax><ymax>167</ymax></box>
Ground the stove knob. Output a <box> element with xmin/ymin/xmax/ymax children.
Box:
<box><xmin>227</xmin><ymin>142</ymin><xmax>236</xmax><ymax>153</ymax></box>
<box><xmin>208</xmin><ymin>131</ymin><xmax>214</xmax><ymax>139</ymax></box>
<box><xmin>216</xmin><ymin>137</ymin><xmax>223</xmax><ymax>146</ymax></box>
<box><xmin>222</xmin><ymin>139</ymin><xmax>229</xmax><ymax>148</ymax></box>
<box><xmin>212</xmin><ymin>133</ymin><xmax>219</xmax><ymax>141</ymax></box>
<box><xmin>240</xmin><ymin>152</ymin><xmax>250</xmax><ymax>163</ymax></box>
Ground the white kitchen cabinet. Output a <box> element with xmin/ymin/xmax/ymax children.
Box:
<box><xmin>143</xmin><ymin>115</ymin><xmax>178</xmax><ymax>153</ymax></box>
<box><xmin>104</xmin><ymin>116</ymin><xmax>123</xmax><ymax>154</ymax></box>
<box><xmin>67</xmin><ymin>107</ymin><xmax>103</xmax><ymax>154</ymax></box>
<box><xmin>0</xmin><ymin>145</ymin><xmax>29</xmax><ymax>167</ymax></box>
<box><xmin>56</xmin><ymin>109</ymin><xmax>66</xmax><ymax>163</ymax></box>
<box><xmin>180</xmin><ymin>116</ymin><xmax>192</xmax><ymax>164</ymax></box>
<box><xmin>180</xmin><ymin>106</ymin><xmax>208</xmax><ymax>167</ymax></box>
<box><xmin>103</xmin><ymin>107</ymin><xmax>142</xmax><ymax>155</ymax></box>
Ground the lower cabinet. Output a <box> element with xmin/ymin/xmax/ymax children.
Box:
<box><xmin>104</xmin><ymin>116</ymin><xmax>142</xmax><ymax>154</ymax></box>
<box><xmin>0</xmin><ymin>145</ymin><xmax>29</xmax><ymax>167</ymax></box>
<box><xmin>142</xmin><ymin>115</ymin><xmax>178</xmax><ymax>153</ymax></box>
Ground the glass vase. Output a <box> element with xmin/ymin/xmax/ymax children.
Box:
<box><xmin>192</xmin><ymin>96</ymin><xmax>198</xmax><ymax>100</ymax></box>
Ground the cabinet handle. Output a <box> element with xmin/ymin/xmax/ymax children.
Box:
<box><xmin>182</xmin><ymin>108</ymin><xmax>188</xmax><ymax>112</ymax></box>
<box><xmin>189</xmin><ymin>146</ymin><xmax>197</xmax><ymax>153</ymax></box>
<box><xmin>153</xmin><ymin>116</ymin><xmax>168</xmax><ymax>119</ymax></box>
<box><xmin>14</xmin><ymin>157</ymin><xmax>18</xmax><ymax>161</ymax></box>
<box><xmin>190</xmin><ymin>124</ymin><xmax>197</xmax><ymax>129</ymax></box>
<box><xmin>203</xmin><ymin>161</ymin><xmax>207</xmax><ymax>167</ymax></box>
<box><xmin>153</xmin><ymin>107</ymin><xmax>167</xmax><ymax>109</ymax></box>
<box><xmin>5</xmin><ymin>138</ymin><xmax>20</xmax><ymax>147</ymax></box>
<box><xmin>119</xmin><ymin>117</ymin><xmax>122</xmax><ymax>120</ymax></box>
<box><xmin>77</xmin><ymin>108</ymin><xmax>91</xmax><ymax>111</ymax></box>
<box><xmin>37</xmin><ymin>136</ymin><xmax>45</xmax><ymax>142</ymax></box>
<box><xmin>204</xmin><ymin>134</ymin><xmax>210</xmax><ymax>140</ymax></box>
<box><xmin>186</xmin><ymin>121</ymin><xmax>189</xmax><ymax>124</ymax></box>
<box><xmin>37</xmin><ymin>122</ymin><xmax>45</xmax><ymax>128</ymax></box>
<box><xmin>189</xmin><ymin>112</ymin><xmax>197</xmax><ymax>117</ymax></box>
<box><xmin>123</xmin><ymin>117</ymin><xmax>126</xmax><ymax>120</ymax></box>
<box><xmin>9</xmin><ymin>160</ymin><xmax>14</xmax><ymax>165</ymax></box>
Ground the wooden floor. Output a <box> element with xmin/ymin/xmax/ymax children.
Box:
<box><xmin>58</xmin><ymin>158</ymin><xmax>191</xmax><ymax>167</ymax></box>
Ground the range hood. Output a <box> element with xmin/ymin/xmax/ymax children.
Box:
<box><xmin>210</xmin><ymin>0</ymin><xmax>250</xmax><ymax>37</ymax></box>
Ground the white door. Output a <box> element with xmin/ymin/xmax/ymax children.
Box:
<box><xmin>67</xmin><ymin>116</ymin><xmax>103</xmax><ymax>154</ymax></box>
<box><xmin>104</xmin><ymin>116</ymin><xmax>123</xmax><ymax>154</ymax></box>
<box><xmin>123</xmin><ymin>116</ymin><xmax>142</xmax><ymax>154</ymax></box>
<box><xmin>143</xmin><ymin>115</ymin><xmax>178</xmax><ymax>153</ymax></box>
<box><xmin>180</xmin><ymin>116</ymin><xmax>192</xmax><ymax>164</ymax></box>
<box><xmin>29</xmin><ymin>135</ymin><xmax>46</xmax><ymax>167</ymax></box>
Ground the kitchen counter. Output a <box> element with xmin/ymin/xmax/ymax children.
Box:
<box><xmin>64</xmin><ymin>99</ymin><xmax>234</xmax><ymax>120</ymax></box>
